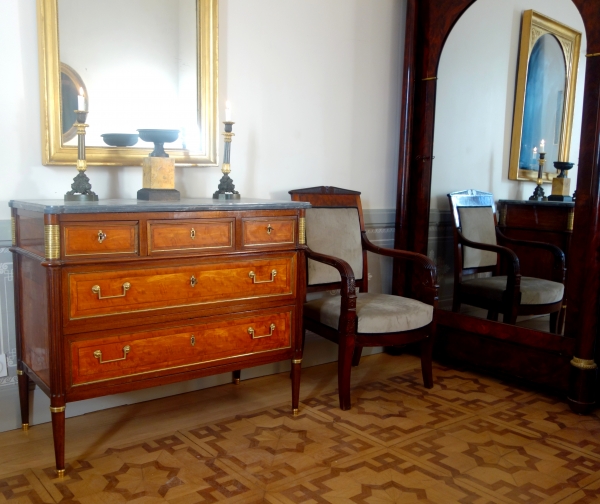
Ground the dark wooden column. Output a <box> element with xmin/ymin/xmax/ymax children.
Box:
<box><xmin>565</xmin><ymin>0</ymin><xmax>600</xmax><ymax>412</ymax></box>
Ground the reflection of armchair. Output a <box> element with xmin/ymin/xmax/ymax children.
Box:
<box><xmin>289</xmin><ymin>186</ymin><xmax>438</xmax><ymax>410</ymax></box>
<box><xmin>448</xmin><ymin>190</ymin><xmax>565</xmax><ymax>332</ymax></box>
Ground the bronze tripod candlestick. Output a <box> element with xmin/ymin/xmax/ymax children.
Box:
<box><xmin>213</xmin><ymin>121</ymin><xmax>240</xmax><ymax>199</ymax></box>
<box><xmin>65</xmin><ymin>110</ymin><xmax>98</xmax><ymax>202</ymax></box>
<box><xmin>529</xmin><ymin>152</ymin><xmax>548</xmax><ymax>201</ymax></box>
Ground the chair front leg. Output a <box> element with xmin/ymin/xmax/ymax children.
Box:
<box><xmin>420</xmin><ymin>335</ymin><xmax>434</xmax><ymax>389</ymax></box>
<box><xmin>351</xmin><ymin>346</ymin><xmax>363</xmax><ymax>367</ymax></box>
<box><xmin>338</xmin><ymin>333</ymin><xmax>356</xmax><ymax>410</ymax></box>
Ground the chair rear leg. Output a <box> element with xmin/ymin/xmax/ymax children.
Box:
<box><xmin>351</xmin><ymin>346</ymin><xmax>363</xmax><ymax>367</ymax></box>
<box><xmin>338</xmin><ymin>335</ymin><xmax>356</xmax><ymax>410</ymax></box>
<box><xmin>550</xmin><ymin>311</ymin><xmax>559</xmax><ymax>334</ymax></box>
<box><xmin>420</xmin><ymin>336</ymin><xmax>434</xmax><ymax>389</ymax></box>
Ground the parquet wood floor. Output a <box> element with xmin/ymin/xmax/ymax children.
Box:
<box><xmin>1</xmin><ymin>353</ymin><xmax>599</xmax><ymax>503</ymax></box>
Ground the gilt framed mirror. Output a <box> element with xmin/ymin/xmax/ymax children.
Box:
<box><xmin>37</xmin><ymin>0</ymin><xmax>218</xmax><ymax>167</ymax></box>
<box><xmin>508</xmin><ymin>10</ymin><xmax>581</xmax><ymax>182</ymax></box>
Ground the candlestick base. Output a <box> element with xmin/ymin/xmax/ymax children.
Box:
<box><xmin>213</xmin><ymin>173</ymin><xmax>240</xmax><ymax>200</ymax></box>
<box><xmin>65</xmin><ymin>172</ymin><xmax>98</xmax><ymax>202</ymax></box>
<box><xmin>528</xmin><ymin>184</ymin><xmax>547</xmax><ymax>202</ymax></box>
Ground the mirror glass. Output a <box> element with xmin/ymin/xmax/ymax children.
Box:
<box><xmin>519</xmin><ymin>34</ymin><xmax>565</xmax><ymax>171</ymax></box>
<box><xmin>58</xmin><ymin>0</ymin><xmax>199</xmax><ymax>151</ymax></box>
<box><xmin>429</xmin><ymin>0</ymin><xmax>586</xmax><ymax>335</ymax></box>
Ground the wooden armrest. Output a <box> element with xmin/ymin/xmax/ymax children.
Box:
<box><xmin>361</xmin><ymin>233</ymin><xmax>439</xmax><ymax>306</ymax></box>
<box><xmin>457</xmin><ymin>230</ymin><xmax>521</xmax><ymax>276</ymax></box>
<box><xmin>496</xmin><ymin>229</ymin><xmax>566</xmax><ymax>276</ymax></box>
<box><xmin>361</xmin><ymin>233</ymin><xmax>437</xmax><ymax>287</ymax></box>
<box><xmin>305</xmin><ymin>248</ymin><xmax>357</xmax><ymax>298</ymax></box>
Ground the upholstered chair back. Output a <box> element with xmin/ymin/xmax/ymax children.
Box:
<box><xmin>457</xmin><ymin>206</ymin><xmax>498</xmax><ymax>268</ymax></box>
<box><xmin>305</xmin><ymin>207</ymin><xmax>364</xmax><ymax>285</ymax></box>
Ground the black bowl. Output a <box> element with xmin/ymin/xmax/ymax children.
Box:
<box><xmin>137</xmin><ymin>129</ymin><xmax>180</xmax><ymax>144</ymax></box>
<box><xmin>101</xmin><ymin>133</ymin><xmax>139</xmax><ymax>147</ymax></box>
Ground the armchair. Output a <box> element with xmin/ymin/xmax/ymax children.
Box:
<box><xmin>289</xmin><ymin>186</ymin><xmax>438</xmax><ymax>410</ymax></box>
<box><xmin>448</xmin><ymin>189</ymin><xmax>565</xmax><ymax>332</ymax></box>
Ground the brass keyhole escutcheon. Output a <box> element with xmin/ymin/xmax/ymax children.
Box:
<box><xmin>266</xmin><ymin>224</ymin><xmax>273</xmax><ymax>235</ymax></box>
<box><xmin>191</xmin><ymin>335</ymin><xmax>195</xmax><ymax>346</ymax></box>
<box><xmin>98</xmin><ymin>230</ymin><xmax>107</xmax><ymax>243</ymax></box>
<box><xmin>190</xmin><ymin>275</ymin><xmax>197</xmax><ymax>287</ymax></box>
<box><xmin>190</xmin><ymin>228</ymin><xmax>196</xmax><ymax>239</ymax></box>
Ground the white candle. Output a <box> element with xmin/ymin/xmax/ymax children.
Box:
<box><xmin>539</xmin><ymin>139</ymin><xmax>545</xmax><ymax>154</ymax></box>
<box><xmin>225</xmin><ymin>100</ymin><xmax>232</xmax><ymax>121</ymax></box>
<box><xmin>77</xmin><ymin>87</ymin><xmax>86</xmax><ymax>111</ymax></box>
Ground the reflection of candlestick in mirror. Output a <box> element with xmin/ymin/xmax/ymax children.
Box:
<box><xmin>540</xmin><ymin>139</ymin><xmax>545</xmax><ymax>153</ymax></box>
<box><xmin>533</xmin><ymin>147</ymin><xmax>537</xmax><ymax>160</ymax></box>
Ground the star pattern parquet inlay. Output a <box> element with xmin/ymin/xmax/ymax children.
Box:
<box><xmin>2</xmin><ymin>362</ymin><xmax>600</xmax><ymax>503</ymax></box>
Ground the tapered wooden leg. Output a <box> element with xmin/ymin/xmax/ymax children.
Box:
<box><xmin>557</xmin><ymin>303</ymin><xmax>567</xmax><ymax>335</ymax></box>
<box><xmin>338</xmin><ymin>335</ymin><xmax>355</xmax><ymax>410</ymax></box>
<box><xmin>291</xmin><ymin>358</ymin><xmax>301</xmax><ymax>416</ymax></box>
<box><xmin>351</xmin><ymin>346</ymin><xmax>363</xmax><ymax>367</ymax></box>
<box><xmin>420</xmin><ymin>336</ymin><xmax>434</xmax><ymax>389</ymax></box>
<box><xmin>50</xmin><ymin>406</ymin><xmax>66</xmax><ymax>476</ymax></box>
<box><xmin>17</xmin><ymin>371</ymin><xmax>30</xmax><ymax>431</ymax></box>
<box><xmin>232</xmin><ymin>370</ymin><xmax>241</xmax><ymax>384</ymax></box>
<box><xmin>549</xmin><ymin>311</ymin><xmax>559</xmax><ymax>334</ymax></box>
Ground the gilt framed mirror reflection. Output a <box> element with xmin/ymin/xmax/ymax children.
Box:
<box><xmin>37</xmin><ymin>0</ymin><xmax>218</xmax><ymax>166</ymax></box>
<box><xmin>508</xmin><ymin>10</ymin><xmax>581</xmax><ymax>182</ymax></box>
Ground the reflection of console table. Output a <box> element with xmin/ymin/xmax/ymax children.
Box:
<box><xmin>497</xmin><ymin>200</ymin><xmax>574</xmax><ymax>280</ymax></box>
<box><xmin>10</xmin><ymin>198</ymin><xmax>309</xmax><ymax>475</ymax></box>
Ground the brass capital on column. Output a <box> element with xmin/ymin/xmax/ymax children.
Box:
<box><xmin>298</xmin><ymin>217</ymin><xmax>306</xmax><ymax>245</ymax></box>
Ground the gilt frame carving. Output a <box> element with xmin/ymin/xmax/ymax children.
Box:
<box><xmin>37</xmin><ymin>0</ymin><xmax>218</xmax><ymax>167</ymax></box>
<box><xmin>508</xmin><ymin>10</ymin><xmax>582</xmax><ymax>183</ymax></box>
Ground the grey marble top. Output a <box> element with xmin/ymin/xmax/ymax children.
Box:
<box><xmin>9</xmin><ymin>198</ymin><xmax>311</xmax><ymax>214</ymax></box>
<box><xmin>498</xmin><ymin>199</ymin><xmax>574</xmax><ymax>207</ymax></box>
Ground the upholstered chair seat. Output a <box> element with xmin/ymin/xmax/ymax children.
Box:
<box><xmin>305</xmin><ymin>293</ymin><xmax>433</xmax><ymax>333</ymax></box>
<box><xmin>289</xmin><ymin>186</ymin><xmax>438</xmax><ymax>410</ymax></box>
<box><xmin>461</xmin><ymin>276</ymin><xmax>564</xmax><ymax>305</ymax></box>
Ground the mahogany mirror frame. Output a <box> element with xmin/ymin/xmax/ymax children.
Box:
<box><xmin>392</xmin><ymin>0</ymin><xmax>600</xmax><ymax>413</ymax></box>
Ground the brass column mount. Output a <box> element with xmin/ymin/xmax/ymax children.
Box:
<box><xmin>11</xmin><ymin>217</ymin><xmax>16</xmax><ymax>246</ymax></box>
<box><xmin>44</xmin><ymin>224</ymin><xmax>60</xmax><ymax>259</ymax></box>
<box><xmin>50</xmin><ymin>406</ymin><xmax>66</xmax><ymax>413</ymax></box>
<box><xmin>298</xmin><ymin>217</ymin><xmax>306</xmax><ymax>245</ymax></box>
<box><xmin>570</xmin><ymin>357</ymin><xmax>597</xmax><ymax>370</ymax></box>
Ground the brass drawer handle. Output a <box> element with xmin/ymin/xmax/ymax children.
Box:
<box><xmin>98</xmin><ymin>230</ymin><xmax>107</xmax><ymax>243</ymax></box>
<box><xmin>190</xmin><ymin>275</ymin><xmax>197</xmax><ymax>287</ymax></box>
<box><xmin>94</xmin><ymin>345</ymin><xmax>130</xmax><ymax>364</ymax></box>
<box><xmin>248</xmin><ymin>323</ymin><xmax>276</xmax><ymax>339</ymax></box>
<box><xmin>91</xmin><ymin>282</ymin><xmax>131</xmax><ymax>299</ymax></box>
<box><xmin>190</xmin><ymin>228</ymin><xmax>196</xmax><ymax>239</ymax></box>
<box><xmin>266</xmin><ymin>224</ymin><xmax>273</xmax><ymax>235</ymax></box>
<box><xmin>248</xmin><ymin>269</ymin><xmax>277</xmax><ymax>283</ymax></box>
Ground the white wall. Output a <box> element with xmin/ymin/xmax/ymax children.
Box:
<box><xmin>0</xmin><ymin>0</ymin><xmax>405</xmax><ymax>222</ymax></box>
<box><xmin>430</xmin><ymin>0</ymin><xmax>586</xmax><ymax>210</ymax></box>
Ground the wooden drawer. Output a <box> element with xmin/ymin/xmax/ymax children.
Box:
<box><xmin>67</xmin><ymin>256</ymin><xmax>295</xmax><ymax>320</ymax></box>
<box><xmin>70</xmin><ymin>309</ymin><xmax>293</xmax><ymax>386</ymax></box>
<box><xmin>242</xmin><ymin>217</ymin><xmax>296</xmax><ymax>247</ymax></box>
<box><xmin>64</xmin><ymin>221</ymin><xmax>139</xmax><ymax>257</ymax></box>
<box><xmin>148</xmin><ymin>219</ymin><xmax>234</xmax><ymax>255</ymax></box>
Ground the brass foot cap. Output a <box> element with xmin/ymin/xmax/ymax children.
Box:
<box><xmin>56</xmin><ymin>469</ymin><xmax>65</xmax><ymax>478</ymax></box>
<box><xmin>234</xmin><ymin>378</ymin><xmax>240</xmax><ymax>385</ymax></box>
<box><xmin>22</xmin><ymin>423</ymin><xmax>29</xmax><ymax>431</ymax></box>
<box><xmin>292</xmin><ymin>408</ymin><xmax>299</xmax><ymax>416</ymax></box>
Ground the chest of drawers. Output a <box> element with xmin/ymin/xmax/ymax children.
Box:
<box><xmin>9</xmin><ymin>198</ymin><xmax>309</xmax><ymax>475</ymax></box>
